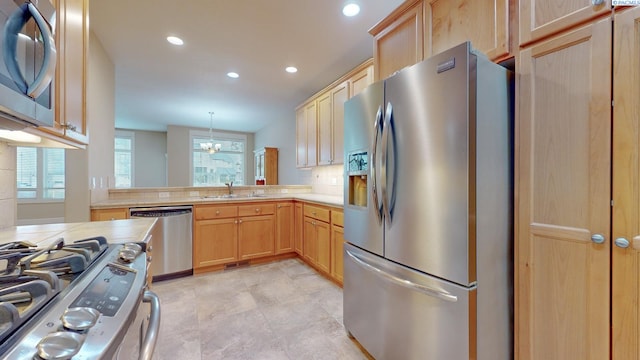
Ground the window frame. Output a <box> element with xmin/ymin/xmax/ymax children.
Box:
<box><xmin>114</xmin><ymin>130</ymin><xmax>135</xmax><ymax>188</ymax></box>
<box><xmin>16</xmin><ymin>147</ymin><xmax>65</xmax><ymax>204</ymax></box>
<box><xmin>189</xmin><ymin>129</ymin><xmax>247</xmax><ymax>187</ymax></box>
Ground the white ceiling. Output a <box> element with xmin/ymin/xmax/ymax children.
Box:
<box><xmin>89</xmin><ymin>0</ymin><xmax>404</xmax><ymax>133</ymax></box>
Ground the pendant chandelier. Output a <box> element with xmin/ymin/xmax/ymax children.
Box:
<box><xmin>201</xmin><ymin>111</ymin><xmax>222</xmax><ymax>154</ymax></box>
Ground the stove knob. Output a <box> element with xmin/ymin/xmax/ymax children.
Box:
<box><xmin>36</xmin><ymin>331</ymin><xmax>85</xmax><ymax>360</ymax></box>
<box><xmin>61</xmin><ymin>307</ymin><xmax>101</xmax><ymax>331</ymax></box>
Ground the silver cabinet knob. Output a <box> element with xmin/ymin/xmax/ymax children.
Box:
<box><xmin>591</xmin><ymin>233</ymin><xmax>605</xmax><ymax>244</ymax></box>
<box><xmin>615</xmin><ymin>237</ymin><xmax>630</xmax><ymax>248</ymax></box>
<box><xmin>591</xmin><ymin>0</ymin><xmax>604</xmax><ymax>5</ymax></box>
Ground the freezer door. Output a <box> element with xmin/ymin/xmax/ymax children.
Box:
<box><xmin>382</xmin><ymin>42</ymin><xmax>476</xmax><ymax>285</ymax></box>
<box><xmin>343</xmin><ymin>243</ymin><xmax>475</xmax><ymax>360</ymax></box>
<box><xmin>343</xmin><ymin>81</ymin><xmax>385</xmax><ymax>256</ymax></box>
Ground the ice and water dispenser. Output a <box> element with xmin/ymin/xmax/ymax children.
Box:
<box><xmin>347</xmin><ymin>151</ymin><xmax>368</xmax><ymax>207</ymax></box>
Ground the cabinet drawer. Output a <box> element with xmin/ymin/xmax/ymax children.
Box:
<box><xmin>331</xmin><ymin>209</ymin><xmax>344</xmax><ymax>227</ymax></box>
<box><xmin>195</xmin><ymin>205</ymin><xmax>238</xmax><ymax>220</ymax></box>
<box><xmin>304</xmin><ymin>204</ymin><xmax>330</xmax><ymax>223</ymax></box>
<box><xmin>238</xmin><ymin>203</ymin><xmax>275</xmax><ymax>216</ymax></box>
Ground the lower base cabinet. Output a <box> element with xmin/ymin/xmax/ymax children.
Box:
<box><xmin>331</xmin><ymin>209</ymin><xmax>344</xmax><ymax>284</ymax></box>
<box><xmin>294</xmin><ymin>203</ymin><xmax>304</xmax><ymax>255</ymax></box>
<box><xmin>194</xmin><ymin>217</ymin><xmax>238</xmax><ymax>267</ymax></box>
<box><xmin>238</xmin><ymin>214</ymin><xmax>275</xmax><ymax>260</ymax></box>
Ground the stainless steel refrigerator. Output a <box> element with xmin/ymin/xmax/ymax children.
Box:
<box><xmin>343</xmin><ymin>42</ymin><xmax>513</xmax><ymax>360</ymax></box>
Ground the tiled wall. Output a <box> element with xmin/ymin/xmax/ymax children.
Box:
<box><xmin>0</xmin><ymin>142</ymin><xmax>16</xmax><ymax>228</ymax></box>
<box><xmin>307</xmin><ymin>164</ymin><xmax>344</xmax><ymax>196</ymax></box>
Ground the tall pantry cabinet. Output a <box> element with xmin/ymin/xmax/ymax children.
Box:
<box><xmin>516</xmin><ymin>1</ymin><xmax>640</xmax><ymax>359</ymax></box>
<box><xmin>612</xmin><ymin>7</ymin><xmax>640</xmax><ymax>359</ymax></box>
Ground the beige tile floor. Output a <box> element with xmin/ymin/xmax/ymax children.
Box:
<box><xmin>150</xmin><ymin>258</ymin><xmax>368</xmax><ymax>360</ymax></box>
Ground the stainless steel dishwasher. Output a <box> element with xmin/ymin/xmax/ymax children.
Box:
<box><xmin>129</xmin><ymin>205</ymin><xmax>193</xmax><ymax>282</ymax></box>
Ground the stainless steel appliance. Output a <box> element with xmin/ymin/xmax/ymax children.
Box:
<box><xmin>129</xmin><ymin>206</ymin><xmax>193</xmax><ymax>281</ymax></box>
<box><xmin>343</xmin><ymin>42</ymin><xmax>513</xmax><ymax>360</ymax></box>
<box><xmin>0</xmin><ymin>236</ymin><xmax>160</xmax><ymax>359</ymax></box>
<box><xmin>0</xmin><ymin>0</ymin><xmax>56</xmax><ymax>129</ymax></box>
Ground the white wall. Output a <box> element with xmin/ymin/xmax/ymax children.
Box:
<box><xmin>131</xmin><ymin>130</ymin><xmax>167</xmax><ymax>187</ymax></box>
<box><xmin>63</xmin><ymin>31</ymin><xmax>115</xmax><ymax>222</ymax></box>
<box><xmin>254</xmin><ymin>115</ymin><xmax>312</xmax><ymax>185</ymax></box>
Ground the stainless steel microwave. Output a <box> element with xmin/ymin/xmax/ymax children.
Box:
<box><xmin>0</xmin><ymin>0</ymin><xmax>56</xmax><ymax>130</ymax></box>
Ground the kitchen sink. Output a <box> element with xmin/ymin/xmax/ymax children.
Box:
<box><xmin>201</xmin><ymin>193</ymin><xmax>269</xmax><ymax>199</ymax></box>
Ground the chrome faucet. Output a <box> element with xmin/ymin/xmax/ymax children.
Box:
<box><xmin>225</xmin><ymin>181</ymin><xmax>233</xmax><ymax>195</ymax></box>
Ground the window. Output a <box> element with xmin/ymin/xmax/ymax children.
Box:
<box><xmin>16</xmin><ymin>147</ymin><xmax>65</xmax><ymax>201</ymax></box>
<box><xmin>114</xmin><ymin>131</ymin><xmax>134</xmax><ymax>188</ymax></box>
<box><xmin>191</xmin><ymin>131</ymin><xmax>246</xmax><ymax>186</ymax></box>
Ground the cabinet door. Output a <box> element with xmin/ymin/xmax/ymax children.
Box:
<box><xmin>316</xmin><ymin>220</ymin><xmax>331</xmax><ymax>274</ymax></box>
<box><xmin>194</xmin><ymin>218</ymin><xmax>238</xmax><ymax>268</ymax></box>
<box><xmin>331</xmin><ymin>82</ymin><xmax>349</xmax><ymax>165</ymax></box>
<box><xmin>305</xmin><ymin>101</ymin><xmax>317</xmax><ymax>167</ymax></box>
<box><xmin>303</xmin><ymin>216</ymin><xmax>317</xmax><ymax>263</ymax></box>
<box><xmin>294</xmin><ymin>203</ymin><xmax>304</xmax><ymax>255</ymax></box>
<box><xmin>317</xmin><ymin>91</ymin><xmax>333</xmax><ymax>166</ymax></box>
<box><xmin>55</xmin><ymin>0</ymin><xmax>88</xmax><ymax>144</ymax></box>
<box><xmin>296</xmin><ymin>107</ymin><xmax>307</xmax><ymax>167</ymax></box>
<box><xmin>519</xmin><ymin>0</ymin><xmax>610</xmax><ymax>46</ymax></box>
<box><xmin>370</xmin><ymin>0</ymin><xmax>424</xmax><ymax>81</ymax></box>
<box><xmin>90</xmin><ymin>208</ymin><xmax>128</xmax><ymax>221</ymax></box>
<box><xmin>424</xmin><ymin>0</ymin><xmax>509</xmax><ymax>61</ymax></box>
<box><xmin>238</xmin><ymin>215</ymin><xmax>275</xmax><ymax>260</ymax></box>
<box><xmin>350</xmin><ymin>65</ymin><xmax>373</xmax><ymax>98</ymax></box>
<box><xmin>276</xmin><ymin>202</ymin><xmax>294</xmax><ymax>254</ymax></box>
<box><xmin>612</xmin><ymin>7</ymin><xmax>640</xmax><ymax>359</ymax></box>
<box><xmin>331</xmin><ymin>224</ymin><xmax>344</xmax><ymax>283</ymax></box>
<box><xmin>517</xmin><ymin>18</ymin><xmax>611</xmax><ymax>359</ymax></box>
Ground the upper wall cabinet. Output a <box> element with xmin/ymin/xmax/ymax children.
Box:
<box><xmin>424</xmin><ymin>0</ymin><xmax>510</xmax><ymax>61</ymax></box>
<box><xmin>519</xmin><ymin>0</ymin><xmax>610</xmax><ymax>46</ymax></box>
<box><xmin>296</xmin><ymin>60</ymin><xmax>373</xmax><ymax>168</ymax></box>
<box><xmin>46</xmin><ymin>0</ymin><xmax>88</xmax><ymax>145</ymax></box>
<box><xmin>371</xmin><ymin>0</ymin><xmax>511</xmax><ymax>81</ymax></box>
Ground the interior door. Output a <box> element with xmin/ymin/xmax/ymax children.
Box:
<box><xmin>612</xmin><ymin>7</ymin><xmax>640</xmax><ymax>359</ymax></box>
<box><xmin>516</xmin><ymin>18</ymin><xmax>611</xmax><ymax>359</ymax></box>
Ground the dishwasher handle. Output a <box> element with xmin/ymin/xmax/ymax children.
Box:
<box><xmin>129</xmin><ymin>206</ymin><xmax>192</xmax><ymax>218</ymax></box>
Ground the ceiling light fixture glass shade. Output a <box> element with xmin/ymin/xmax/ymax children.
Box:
<box><xmin>201</xmin><ymin>112</ymin><xmax>222</xmax><ymax>154</ymax></box>
<box><xmin>166</xmin><ymin>36</ymin><xmax>184</xmax><ymax>45</ymax></box>
<box><xmin>285</xmin><ymin>66</ymin><xmax>298</xmax><ymax>73</ymax></box>
<box><xmin>342</xmin><ymin>3</ymin><xmax>360</xmax><ymax>17</ymax></box>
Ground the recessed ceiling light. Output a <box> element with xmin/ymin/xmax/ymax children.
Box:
<box><xmin>166</xmin><ymin>36</ymin><xmax>184</xmax><ymax>45</ymax></box>
<box><xmin>227</xmin><ymin>72</ymin><xmax>239</xmax><ymax>78</ymax></box>
<box><xmin>342</xmin><ymin>3</ymin><xmax>360</xmax><ymax>17</ymax></box>
<box><xmin>285</xmin><ymin>66</ymin><xmax>298</xmax><ymax>73</ymax></box>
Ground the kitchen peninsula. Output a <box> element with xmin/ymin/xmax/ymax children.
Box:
<box><xmin>90</xmin><ymin>186</ymin><xmax>345</xmax><ymax>285</ymax></box>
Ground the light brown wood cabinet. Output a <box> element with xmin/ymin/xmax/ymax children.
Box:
<box><xmin>331</xmin><ymin>209</ymin><xmax>344</xmax><ymax>284</ymax></box>
<box><xmin>519</xmin><ymin>0</ymin><xmax>610</xmax><ymax>47</ymax></box>
<box><xmin>370</xmin><ymin>0</ymin><xmax>511</xmax><ymax>81</ymax></box>
<box><xmin>424</xmin><ymin>0</ymin><xmax>509</xmax><ymax>61</ymax></box>
<box><xmin>294</xmin><ymin>202</ymin><xmax>304</xmax><ymax>255</ymax></box>
<box><xmin>296</xmin><ymin>102</ymin><xmax>317</xmax><ymax>167</ymax></box>
<box><xmin>275</xmin><ymin>202</ymin><xmax>294</xmax><ymax>254</ymax></box>
<box><xmin>45</xmin><ymin>0</ymin><xmax>88</xmax><ymax>145</ymax></box>
<box><xmin>370</xmin><ymin>0</ymin><xmax>424</xmax><ymax>81</ymax></box>
<box><xmin>90</xmin><ymin>208</ymin><xmax>128</xmax><ymax>221</ymax></box>
<box><xmin>612</xmin><ymin>6</ymin><xmax>640</xmax><ymax>359</ymax></box>
<box><xmin>516</xmin><ymin>16</ymin><xmax>612</xmax><ymax>359</ymax></box>
<box><xmin>193</xmin><ymin>203</ymin><xmax>276</xmax><ymax>271</ymax></box>
<box><xmin>318</xmin><ymin>82</ymin><xmax>349</xmax><ymax>166</ymax></box>
<box><xmin>302</xmin><ymin>204</ymin><xmax>331</xmax><ymax>274</ymax></box>
<box><xmin>254</xmin><ymin>147</ymin><xmax>278</xmax><ymax>185</ymax></box>
<box><xmin>296</xmin><ymin>60</ymin><xmax>373</xmax><ymax>169</ymax></box>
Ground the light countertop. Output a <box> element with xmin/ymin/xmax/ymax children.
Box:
<box><xmin>91</xmin><ymin>193</ymin><xmax>344</xmax><ymax>209</ymax></box>
<box><xmin>0</xmin><ymin>218</ymin><xmax>157</xmax><ymax>246</ymax></box>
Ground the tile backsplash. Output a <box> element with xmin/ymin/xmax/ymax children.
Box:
<box><xmin>0</xmin><ymin>142</ymin><xmax>16</xmax><ymax>228</ymax></box>
<box><xmin>308</xmin><ymin>165</ymin><xmax>344</xmax><ymax>196</ymax></box>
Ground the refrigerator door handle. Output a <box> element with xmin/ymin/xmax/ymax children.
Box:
<box><xmin>381</xmin><ymin>102</ymin><xmax>393</xmax><ymax>225</ymax></box>
<box><xmin>371</xmin><ymin>105</ymin><xmax>383</xmax><ymax>223</ymax></box>
<box><xmin>345</xmin><ymin>250</ymin><xmax>458</xmax><ymax>303</ymax></box>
